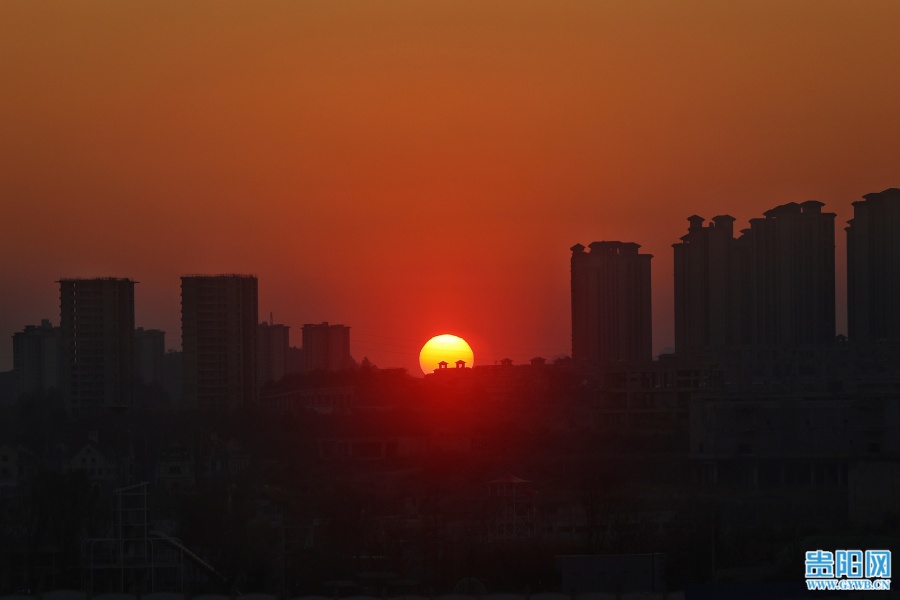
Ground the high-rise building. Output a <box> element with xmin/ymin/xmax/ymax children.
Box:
<box><xmin>181</xmin><ymin>275</ymin><xmax>258</xmax><ymax>409</ymax></box>
<box><xmin>59</xmin><ymin>278</ymin><xmax>135</xmax><ymax>411</ymax></box>
<box><xmin>743</xmin><ymin>201</ymin><xmax>835</xmax><ymax>345</ymax></box>
<box><xmin>673</xmin><ymin>215</ymin><xmax>743</xmax><ymax>354</ymax></box>
<box><xmin>257</xmin><ymin>318</ymin><xmax>290</xmax><ymax>387</ymax></box>
<box><xmin>301</xmin><ymin>322</ymin><xmax>353</xmax><ymax>372</ymax></box>
<box><xmin>673</xmin><ymin>201</ymin><xmax>835</xmax><ymax>352</ymax></box>
<box><xmin>847</xmin><ymin>188</ymin><xmax>900</xmax><ymax>342</ymax></box>
<box><xmin>570</xmin><ymin>241</ymin><xmax>653</xmax><ymax>368</ymax></box>
<box><xmin>12</xmin><ymin>319</ymin><xmax>61</xmax><ymax>398</ymax></box>
<box><xmin>134</xmin><ymin>328</ymin><xmax>165</xmax><ymax>386</ymax></box>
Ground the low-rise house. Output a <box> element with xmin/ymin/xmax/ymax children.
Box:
<box><xmin>68</xmin><ymin>431</ymin><xmax>135</xmax><ymax>487</ymax></box>
<box><xmin>202</xmin><ymin>436</ymin><xmax>250</xmax><ymax>480</ymax></box>
<box><xmin>154</xmin><ymin>441</ymin><xmax>196</xmax><ymax>492</ymax></box>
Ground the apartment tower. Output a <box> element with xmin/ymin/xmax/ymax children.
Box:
<box><xmin>673</xmin><ymin>215</ymin><xmax>743</xmax><ymax>355</ymax></box>
<box><xmin>301</xmin><ymin>322</ymin><xmax>353</xmax><ymax>372</ymax></box>
<box><xmin>59</xmin><ymin>278</ymin><xmax>135</xmax><ymax>411</ymax></box>
<box><xmin>743</xmin><ymin>201</ymin><xmax>835</xmax><ymax>345</ymax></box>
<box><xmin>257</xmin><ymin>319</ymin><xmax>290</xmax><ymax>386</ymax></box>
<box><xmin>12</xmin><ymin>319</ymin><xmax>61</xmax><ymax>398</ymax></box>
<box><xmin>847</xmin><ymin>188</ymin><xmax>900</xmax><ymax>342</ymax></box>
<box><xmin>181</xmin><ymin>275</ymin><xmax>258</xmax><ymax>409</ymax></box>
<box><xmin>571</xmin><ymin>241</ymin><xmax>653</xmax><ymax>368</ymax></box>
<box><xmin>134</xmin><ymin>327</ymin><xmax>165</xmax><ymax>386</ymax></box>
<box><xmin>674</xmin><ymin>200</ymin><xmax>835</xmax><ymax>353</ymax></box>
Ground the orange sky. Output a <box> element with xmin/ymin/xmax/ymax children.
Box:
<box><xmin>3</xmin><ymin>1</ymin><xmax>900</xmax><ymax>375</ymax></box>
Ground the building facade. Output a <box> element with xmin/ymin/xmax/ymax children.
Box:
<box><xmin>257</xmin><ymin>319</ymin><xmax>290</xmax><ymax>387</ymax></box>
<box><xmin>673</xmin><ymin>215</ymin><xmax>745</xmax><ymax>355</ymax></box>
<box><xmin>59</xmin><ymin>278</ymin><xmax>135</xmax><ymax>411</ymax></box>
<box><xmin>301</xmin><ymin>322</ymin><xmax>353</xmax><ymax>372</ymax></box>
<box><xmin>181</xmin><ymin>275</ymin><xmax>258</xmax><ymax>409</ymax></box>
<box><xmin>12</xmin><ymin>319</ymin><xmax>61</xmax><ymax>398</ymax></box>
<box><xmin>134</xmin><ymin>327</ymin><xmax>165</xmax><ymax>386</ymax></box>
<box><xmin>570</xmin><ymin>241</ymin><xmax>652</xmax><ymax>368</ymax></box>
<box><xmin>743</xmin><ymin>201</ymin><xmax>835</xmax><ymax>345</ymax></box>
<box><xmin>673</xmin><ymin>200</ymin><xmax>835</xmax><ymax>355</ymax></box>
<box><xmin>847</xmin><ymin>188</ymin><xmax>900</xmax><ymax>342</ymax></box>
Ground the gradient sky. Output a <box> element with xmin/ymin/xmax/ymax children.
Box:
<box><xmin>3</xmin><ymin>1</ymin><xmax>900</xmax><ymax>375</ymax></box>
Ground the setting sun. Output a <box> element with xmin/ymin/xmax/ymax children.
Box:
<box><xmin>419</xmin><ymin>334</ymin><xmax>475</xmax><ymax>374</ymax></box>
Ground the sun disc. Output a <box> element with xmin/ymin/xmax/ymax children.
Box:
<box><xmin>419</xmin><ymin>334</ymin><xmax>475</xmax><ymax>374</ymax></box>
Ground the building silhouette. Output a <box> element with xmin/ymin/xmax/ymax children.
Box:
<box><xmin>847</xmin><ymin>188</ymin><xmax>900</xmax><ymax>342</ymax></box>
<box><xmin>744</xmin><ymin>201</ymin><xmax>835</xmax><ymax>345</ymax></box>
<box><xmin>59</xmin><ymin>278</ymin><xmax>135</xmax><ymax>411</ymax></box>
<box><xmin>181</xmin><ymin>274</ymin><xmax>258</xmax><ymax>409</ymax></box>
<box><xmin>301</xmin><ymin>322</ymin><xmax>352</xmax><ymax>372</ymax></box>
<box><xmin>134</xmin><ymin>327</ymin><xmax>165</xmax><ymax>386</ymax></box>
<box><xmin>674</xmin><ymin>200</ymin><xmax>835</xmax><ymax>354</ymax></box>
<box><xmin>570</xmin><ymin>241</ymin><xmax>652</xmax><ymax>367</ymax></box>
<box><xmin>12</xmin><ymin>318</ymin><xmax>60</xmax><ymax>398</ymax></box>
<box><xmin>673</xmin><ymin>215</ymin><xmax>743</xmax><ymax>355</ymax></box>
<box><xmin>257</xmin><ymin>317</ymin><xmax>290</xmax><ymax>387</ymax></box>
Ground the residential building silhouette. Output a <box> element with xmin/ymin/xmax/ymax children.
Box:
<box><xmin>257</xmin><ymin>318</ymin><xmax>290</xmax><ymax>387</ymax></box>
<box><xmin>847</xmin><ymin>187</ymin><xmax>900</xmax><ymax>342</ymax></box>
<box><xmin>744</xmin><ymin>201</ymin><xmax>835</xmax><ymax>345</ymax></box>
<box><xmin>673</xmin><ymin>215</ymin><xmax>743</xmax><ymax>355</ymax></box>
<box><xmin>58</xmin><ymin>278</ymin><xmax>135</xmax><ymax>411</ymax></box>
<box><xmin>301</xmin><ymin>322</ymin><xmax>352</xmax><ymax>372</ymax></box>
<box><xmin>134</xmin><ymin>327</ymin><xmax>165</xmax><ymax>386</ymax></box>
<box><xmin>673</xmin><ymin>200</ymin><xmax>835</xmax><ymax>354</ymax></box>
<box><xmin>570</xmin><ymin>241</ymin><xmax>652</xmax><ymax>367</ymax></box>
<box><xmin>181</xmin><ymin>274</ymin><xmax>258</xmax><ymax>409</ymax></box>
<box><xmin>12</xmin><ymin>318</ymin><xmax>60</xmax><ymax>397</ymax></box>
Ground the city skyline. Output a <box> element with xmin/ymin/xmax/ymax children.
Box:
<box><xmin>0</xmin><ymin>191</ymin><xmax>893</xmax><ymax>376</ymax></box>
<box><xmin>3</xmin><ymin>3</ymin><xmax>900</xmax><ymax>591</ymax></box>
<box><xmin>6</xmin><ymin>189</ymin><xmax>891</xmax><ymax>375</ymax></box>
<box><xmin>4</xmin><ymin>2</ymin><xmax>900</xmax><ymax>376</ymax></box>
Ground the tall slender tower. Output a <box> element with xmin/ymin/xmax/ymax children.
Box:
<box><xmin>847</xmin><ymin>188</ymin><xmax>900</xmax><ymax>342</ymax></box>
<box><xmin>59</xmin><ymin>278</ymin><xmax>135</xmax><ymax>411</ymax></box>
<box><xmin>571</xmin><ymin>241</ymin><xmax>652</xmax><ymax>368</ymax></box>
<box><xmin>181</xmin><ymin>275</ymin><xmax>258</xmax><ymax>409</ymax></box>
